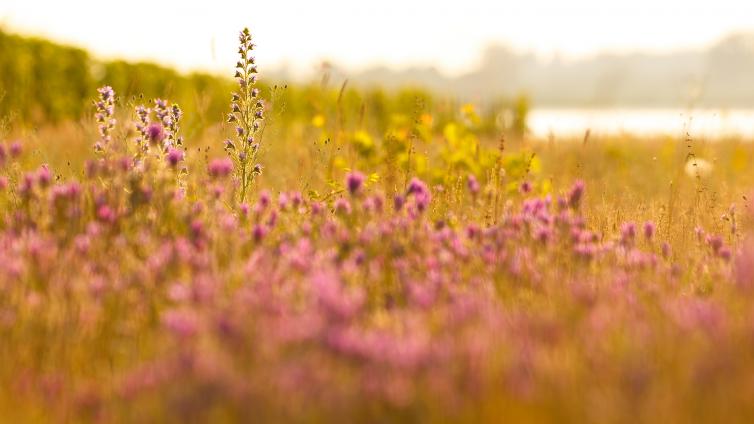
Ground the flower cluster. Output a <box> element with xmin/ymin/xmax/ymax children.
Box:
<box><xmin>153</xmin><ymin>99</ymin><xmax>184</xmax><ymax>148</ymax></box>
<box><xmin>0</xmin><ymin>147</ymin><xmax>749</xmax><ymax>422</ymax></box>
<box><xmin>131</xmin><ymin>99</ymin><xmax>186</xmax><ymax>180</ymax></box>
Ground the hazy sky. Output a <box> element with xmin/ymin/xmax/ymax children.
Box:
<box><xmin>2</xmin><ymin>0</ymin><xmax>754</xmax><ymax>77</ymax></box>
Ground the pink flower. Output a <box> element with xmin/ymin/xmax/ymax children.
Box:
<box><xmin>36</xmin><ymin>164</ymin><xmax>52</xmax><ymax>187</ymax></box>
<box><xmin>719</xmin><ymin>246</ymin><xmax>732</xmax><ymax>261</ymax></box>
<box><xmin>166</xmin><ymin>148</ymin><xmax>184</xmax><ymax>167</ymax></box>
<box><xmin>208</xmin><ymin>158</ymin><xmax>233</xmax><ymax>178</ymax></box>
<box><xmin>393</xmin><ymin>194</ymin><xmax>405</xmax><ymax>211</ymax></box>
<box><xmin>252</xmin><ymin>224</ymin><xmax>267</xmax><ymax>241</ymax></box>
<box><xmin>161</xmin><ymin>309</ymin><xmax>199</xmax><ymax>338</ymax></box>
<box><xmin>334</xmin><ymin>197</ymin><xmax>351</xmax><ymax>215</ymax></box>
<box><xmin>567</xmin><ymin>180</ymin><xmax>585</xmax><ymax>209</ymax></box>
<box><xmin>620</xmin><ymin>222</ymin><xmax>636</xmax><ymax>245</ymax></box>
<box><xmin>146</xmin><ymin>123</ymin><xmax>165</xmax><ymax>145</ymax></box>
<box><xmin>407</xmin><ymin>177</ymin><xmax>429</xmax><ymax>197</ymax></box>
<box><xmin>311</xmin><ymin>201</ymin><xmax>324</xmax><ymax>216</ymax></box>
<box><xmin>661</xmin><ymin>242</ymin><xmax>671</xmax><ymax>259</ymax></box>
<box><xmin>706</xmin><ymin>234</ymin><xmax>724</xmax><ymax>253</ymax></box>
<box><xmin>9</xmin><ymin>141</ymin><xmax>22</xmax><ymax>157</ymax></box>
<box><xmin>407</xmin><ymin>177</ymin><xmax>431</xmax><ymax>212</ymax></box>
<box><xmin>258</xmin><ymin>190</ymin><xmax>271</xmax><ymax>208</ymax></box>
<box><xmin>239</xmin><ymin>202</ymin><xmax>250</xmax><ymax>216</ymax></box>
<box><xmin>96</xmin><ymin>205</ymin><xmax>115</xmax><ymax>223</ymax></box>
<box><xmin>278</xmin><ymin>192</ymin><xmax>290</xmax><ymax>210</ymax></box>
<box><xmin>467</xmin><ymin>174</ymin><xmax>480</xmax><ymax>195</ymax></box>
<box><xmin>643</xmin><ymin>221</ymin><xmax>656</xmax><ymax>241</ymax></box>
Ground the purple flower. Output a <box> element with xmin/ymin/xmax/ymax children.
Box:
<box><xmin>719</xmin><ymin>246</ymin><xmax>732</xmax><ymax>261</ymax></box>
<box><xmin>567</xmin><ymin>180</ymin><xmax>585</xmax><ymax>209</ymax></box>
<box><xmin>467</xmin><ymin>174</ymin><xmax>480</xmax><ymax>195</ymax></box>
<box><xmin>407</xmin><ymin>177</ymin><xmax>431</xmax><ymax>212</ymax></box>
<box><xmin>706</xmin><ymin>234</ymin><xmax>724</xmax><ymax>253</ymax></box>
<box><xmin>250</xmin><ymin>189</ymin><xmax>266</xmax><ymax>205</ymax></box>
<box><xmin>96</xmin><ymin>205</ymin><xmax>115</xmax><ymax>223</ymax></box>
<box><xmin>291</xmin><ymin>191</ymin><xmax>303</xmax><ymax>208</ymax></box>
<box><xmin>407</xmin><ymin>177</ymin><xmax>428</xmax><ymax>197</ymax></box>
<box><xmin>311</xmin><ymin>201</ymin><xmax>324</xmax><ymax>216</ymax></box>
<box><xmin>661</xmin><ymin>242</ymin><xmax>671</xmax><ymax>259</ymax></box>
<box><xmin>394</xmin><ymin>194</ymin><xmax>405</xmax><ymax>211</ymax></box>
<box><xmin>97</xmin><ymin>85</ymin><xmax>114</xmax><ymax>101</ymax></box>
<box><xmin>208</xmin><ymin>158</ymin><xmax>233</xmax><ymax>178</ymax></box>
<box><xmin>190</xmin><ymin>219</ymin><xmax>204</xmax><ymax>240</ymax></box>
<box><xmin>415</xmin><ymin>193</ymin><xmax>431</xmax><ymax>212</ymax></box>
<box><xmin>252</xmin><ymin>224</ymin><xmax>267</xmax><ymax>242</ymax></box>
<box><xmin>147</xmin><ymin>123</ymin><xmax>166</xmax><ymax>145</ymax></box>
<box><xmin>620</xmin><ymin>222</ymin><xmax>636</xmax><ymax>245</ymax></box>
<box><xmin>166</xmin><ymin>148</ymin><xmax>184</xmax><ymax>167</ymax></box>
<box><xmin>161</xmin><ymin>309</ymin><xmax>199</xmax><ymax>338</ymax></box>
<box><xmin>535</xmin><ymin>227</ymin><xmax>552</xmax><ymax>244</ymax></box>
<box><xmin>10</xmin><ymin>141</ymin><xmax>22</xmax><ymax>157</ymax></box>
<box><xmin>574</xmin><ymin>243</ymin><xmax>597</xmax><ymax>260</ymax></box>
<box><xmin>94</xmin><ymin>87</ymin><xmax>116</xmax><ymax>150</ymax></box>
<box><xmin>346</xmin><ymin>171</ymin><xmax>366</xmax><ymax>195</ymax></box>
<box><xmin>278</xmin><ymin>192</ymin><xmax>290</xmax><ymax>210</ymax></box>
<box><xmin>334</xmin><ymin>197</ymin><xmax>351</xmax><ymax>215</ymax></box>
<box><xmin>36</xmin><ymin>164</ymin><xmax>52</xmax><ymax>187</ymax></box>
<box><xmin>643</xmin><ymin>221</ymin><xmax>656</xmax><ymax>241</ymax></box>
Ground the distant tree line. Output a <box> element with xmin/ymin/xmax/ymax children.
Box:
<box><xmin>0</xmin><ymin>29</ymin><xmax>236</xmax><ymax>126</ymax></box>
<box><xmin>0</xmin><ymin>29</ymin><xmax>526</xmax><ymax>138</ymax></box>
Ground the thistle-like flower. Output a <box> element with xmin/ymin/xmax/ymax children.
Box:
<box><xmin>346</xmin><ymin>171</ymin><xmax>366</xmax><ymax>196</ymax></box>
<box><xmin>226</xmin><ymin>27</ymin><xmax>265</xmax><ymax>203</ymax></box>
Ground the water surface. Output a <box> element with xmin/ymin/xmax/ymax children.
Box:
<box><xmin>527</xmin><ymin>108</ymin><xmax>754</xmax><ymax>139</ymax></box>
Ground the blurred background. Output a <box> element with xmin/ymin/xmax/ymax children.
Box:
<box><xmin>3</xmin><ymin>0</ymin><xmax>754</xmax><ymax>137</ymax></box>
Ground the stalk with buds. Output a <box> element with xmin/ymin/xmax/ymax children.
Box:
<box><xmin>225</xmin><ymin>27</ymin><xmax>265</xmax><ymax>203</ymax></box>
<box><xmin>94</xmin><ymin>86</ymin><xmax>116</xmax><ymax>153</ymax></box>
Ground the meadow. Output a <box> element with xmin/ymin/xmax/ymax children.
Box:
<box><xmin>0</xmin><ymin>28</ymin><xmax>754</xmax><ymax>423</ymax></box>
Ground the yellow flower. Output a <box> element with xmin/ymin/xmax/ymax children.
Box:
<box><xmin>311</xmin><ymin>114</ymin><xmax>325</xmax><ymax>128</ymax></box>
<box><xmin>419</xmin><ymin>113</ymin><xmax>433</xmax><ymax>126</ymax></box>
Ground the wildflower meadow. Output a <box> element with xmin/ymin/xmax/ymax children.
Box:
<box><xmin>1</xmin><ymin>27</ymin><xmax>754</xmax><ymax>423</ymax></box>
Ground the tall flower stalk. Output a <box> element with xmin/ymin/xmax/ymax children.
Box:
<box><xmin>226</xmin><ymin>27</ymin><xmax>265</xmax><ymax>203</ymax></box>
<box><xmin>94</xmin><ymin>86</ymin><xmax>116</xmax><ymax>154</ymax></box>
